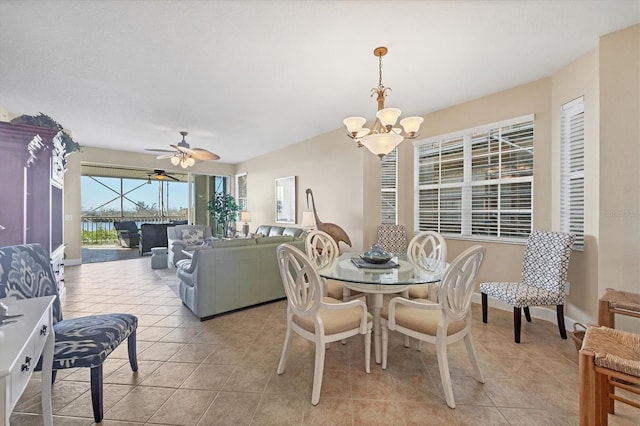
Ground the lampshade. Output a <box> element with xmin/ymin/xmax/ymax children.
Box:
<box><xmin>361</xmin><ymin>133</ymin><xmax>403</xmax><ymax>158</ymax></box>
<box><xmin>170</xmin><ymin>156</ymin><xmax>180</xmax><ymax>166</ymax></box>
<box><xmin>376</xmin><ymin>108</ymin><xmax>401</xmax><ymax>127</ymax></box>
<box><xmin>240</xmin><ymin>211</ymin><xmax>251</xmax><ymax>222</ymax></box>
<box><xmin>301</xmin><ymin>211</ymin><xmax>316</xmax><ymax>228</ymax></box>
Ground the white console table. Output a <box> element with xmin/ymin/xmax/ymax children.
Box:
<box><xmin>0</xmin><ymin>296</ymin><xmax>56</xmax><ymax>426</ymax></box>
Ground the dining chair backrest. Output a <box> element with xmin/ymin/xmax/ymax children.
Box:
<box><xmin>440</xmin><ymin>245</ymin><xmax>485</xmax><ymax>322</ymax></box>
<box><xmin>407</xmin><ymin>231</ymin><xmax>447</xmax><ymax>270</ymax></box>
<box><xmin>305</xmin><ymin>230</ymin><xmax>339</xmax><ymax>270</ymax></box>
<box><xmin>278</xmin><ymin>244</ymin><xmax>323</xmax><ymax>317</ymax></box>
<box><xmin>520</xmin><ymin>230</ymin><xmax>574</xmax><ymax>294</ymax></box>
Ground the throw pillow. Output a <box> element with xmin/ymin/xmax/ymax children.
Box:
<box><xmin>182</xmin><ymin>229</ymin><xmax>204</xmax><ymax>246</ymax></box>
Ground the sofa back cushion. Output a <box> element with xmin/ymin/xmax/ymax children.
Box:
<box><xmin>283</xmin><ymin>227</ymin><xmax>303</xmax><ymax>238</ymax></box>
<box><xmin>268</xmin><ymin>226</ymin><xmax>285</xmax><ymax>237</ymax></box>
<box><xmin>211</xmin><ymin>238</ymin><xmax>257</xmax><ymax>248</ymax></box>
<box><xmin>255</xmin><ymin>225</ymin><xmax>271</xmax><ymax>236</ymax></box>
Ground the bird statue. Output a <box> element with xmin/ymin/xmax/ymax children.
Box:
<box><xmin>305</xmin><ymin>188</ymin><xmax>352</xmax><ymax>249</ymax></box>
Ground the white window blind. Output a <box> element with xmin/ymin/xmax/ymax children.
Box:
<box><xmin>415</xmin><ymin>115</ymin><xmax>534</xmax><ymax>240</ymax></box>
<box><xmin>560</xmin><ymin>96</ymin><xmax>584</xmax><ymax>250</ymax></box>
<box><xmin>235</xmin><ymin>173</ymin><xmax>247</xmax><ymax>211</ymax></box>
<box><xmin>380</xmin><ymin>148</ymin><xmax>397</xmax><ymax>224</ymax></box>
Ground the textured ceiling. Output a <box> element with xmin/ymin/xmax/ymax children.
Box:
<box><xmin>1</xmin><ymin>1</ymin><xmax>638</xmax><ymax>164</ymax></box>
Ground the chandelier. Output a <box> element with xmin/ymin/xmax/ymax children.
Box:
<box><xmin>343</xmin><ymin>46</ymin><xmax>424</xmax><ymax>158</ymax></box>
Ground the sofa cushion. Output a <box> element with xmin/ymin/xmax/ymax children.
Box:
<box><xmin>283</xmin><ymin>227</ymin><xmax>303</xmax><ymax>238</ymax></box>
<box><xmin>255</xmin><ymin>225</ymin><xmax>271</xmax><ymax>236</ymax></box>
<box><xmin>182</xmin><ymin>229</ymin><xmax>204</xmax><ymax>245</ymax></box>
<box><xmin>268</xmin><ymin>226</ymin><xmax>285</xmax><ymax>236</ymax></box>
<box><xmin>255</xmin><ymin>235</ymin><xmax>294</xmax><ymax>245</ymax></box>
<box><xmin>211</xmin><ymin>238</ymin><xmax>257</xmax><ymax>248</ymax></box>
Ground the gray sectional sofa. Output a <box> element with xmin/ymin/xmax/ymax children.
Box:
<box><xmin>176</xmin><ymin>226</ymin><xmax>306</xmax><ymax>320</ymax></box>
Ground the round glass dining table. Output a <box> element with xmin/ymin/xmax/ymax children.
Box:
<box><xmin>318</xmin><ymin>253</ymin><xmax>447</xmax><ymax>364</ymax></box>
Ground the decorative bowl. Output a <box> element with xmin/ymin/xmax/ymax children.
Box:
<box><xmin>360</xmin><ymin>251</ymin><xmax>393</xmax><ymax>264</ymax></box>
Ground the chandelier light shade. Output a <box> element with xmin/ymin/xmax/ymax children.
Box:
<box><xmin>344</xmin><ymin>46</ymin><xmax>424</xmax><ymax>158</ymax></box>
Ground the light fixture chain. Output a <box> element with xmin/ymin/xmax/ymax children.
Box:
<box><xmin>378</xmin><ymin>53</ymin><xmax>383</xmax><ymax>89</ymax></box>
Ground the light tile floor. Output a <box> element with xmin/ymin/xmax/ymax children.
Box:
<box><xmin>9</xmin><ymin>257</ymin><xmax>640</xmax><ymax>425</ymax></box>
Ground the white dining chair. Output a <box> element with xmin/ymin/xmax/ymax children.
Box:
<box><xmin>305</xmin><ymin>230</ymin><xmax>361</xmax><ymax>301</ymax></box>
<box><xmin>381</xmin><ymin>245</ymin><xmax>486</xmax><ymax>408</ymax></box>
<box><xmin>276</xmin><ymin>244</ymin><xmax>372</xmax><ymax>405</ymax></box>
<box><xmin>405</xmin><ymin>230</ymin><xmax>447</xmax><ymax>301</ymax></box>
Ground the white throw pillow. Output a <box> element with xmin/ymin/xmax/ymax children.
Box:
<box><xmin>182</xmin><ymin>229</ymin><xmax>204</xmax><ymax>246</ymax></box>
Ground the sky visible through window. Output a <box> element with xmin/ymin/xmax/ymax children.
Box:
<box><xmin>81</xmin><ymin>176</ymin><xmax>189</xmax><ymax>215</ymax></box>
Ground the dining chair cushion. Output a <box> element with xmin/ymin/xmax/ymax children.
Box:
<box><xmin>480</xmin><ymin>281</ymin><xmax>565</xmax><ymax>307</ymax></box>
<box><xmin>293</xmin><ymin>297</ymin><xmax>373</xmax><ymax>335</ymax></box>
<box><xmin>381</xmin><ymin>299</ymin><xmax>466</xmax><ymax>336</ymax></box>
<box><xmin>408</xmin><ymin>284</ymin><xmax>430</xmax><ymax>299</ymax></box>
<box><xmin>325</xmin><ymin>279</ymin><xmax>345</xmax><ymax>300</ymax></box>
<box><xmin>48</xmin><ymin>313</ymin><xmax>138</xmax><ymax>369</ymax></box>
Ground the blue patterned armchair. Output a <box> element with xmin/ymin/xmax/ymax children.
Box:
<box><xmin>479</xmin><ymin>230</ymin><xmax>575</xmax><ymax>343</ymax></box>
<box><xmin>0</xmin><ymin>244</ymin><xmax>138</xmax><ymax>423</ymax></box>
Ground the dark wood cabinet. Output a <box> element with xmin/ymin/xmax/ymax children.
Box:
<box><xmin>0</xmin><ymin>122</ymin><xmax>65</xmax><ymax>293</ymax></box>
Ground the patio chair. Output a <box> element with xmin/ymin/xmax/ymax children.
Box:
<box><xmin>113</xmin><ymin>220</ymin><xmax>140</xmax><ymax>248</ymax></box>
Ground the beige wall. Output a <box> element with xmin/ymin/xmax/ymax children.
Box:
<box><xmin>64</xmin><ymin>146</ymin><xmax>235</xmax><ymax>263</ymax></box>
<box><xmin>235</xmin><ymin>129</ymin><xmax>370</xmax><ymax>252</ymax></box>
<box><xmin>598</xmin><ymin>24</ymin><xmax>640</xmax><ymax>332</ymax></box>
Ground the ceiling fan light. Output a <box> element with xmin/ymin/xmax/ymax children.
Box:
<box><xmin>186</xmin><ymin>157</ymin><xmax>196</xmax><ymax>166</ymax></box>
<box><xmin>376</xmin><ymin>108</ymin><xmax>401</xmax><ymax>127</ymax></box>
<box><xmin>400</xmin><ymin>116</ymin><xmax>424</xmax><ymax>136</ymax></box>
<box><xmin>361</xmin><ymin>132</ymin><xmax>403</xmax><ymax>159</ymax></box>
<box><xmin>343</xmin><ymin>117</ymin><xmax>367</xmax><ymax>135</ymax></box>
<box><xmin>170</xmin><ymin>156</ymin><xmax>180</xmax><ymax>166</ymax></box>
<box><xmin>180</xmin><ymin>159</ymin><xmax>189</xmax><ymax>168</ymax></box>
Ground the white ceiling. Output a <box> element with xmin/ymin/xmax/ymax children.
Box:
<box><xmin>1</xmin><ymin>1</ymin><xmax>638</xmax><ymax>164</ymax></box>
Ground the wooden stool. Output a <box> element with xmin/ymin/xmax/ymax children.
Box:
<box><xmin>579</xmin><ymin>326</ymin><xmax>640</xmax><ymax>425</ymax></box>
<box><xmin>598</xmin><ymin>288</ymin><xmax>640</xmax><ymax>327</ymax></box>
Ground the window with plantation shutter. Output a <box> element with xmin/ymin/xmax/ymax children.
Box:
<box><xmin>380</xmin><ymin>147</ymin><xmax>397</xmax><ymax>224</ymax></box>
<box><xmin>415</xmin><ymin>115</ymin><xmax>534</xmax><ymax>241</ymax></box>
<box><xmin>235</xmin><ymin>173</ymin><xmax>247</xmax><ymax>211</ymax></box>
<box><xmin>560</xmin><ymin>96</ymin><xmax>584</xmax><ymax>250</ymax></box>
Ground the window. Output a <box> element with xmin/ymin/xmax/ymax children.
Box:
<box><xmin>415</xmin><ymin>115</ymin><xmax>534</xmax><ymax>240</ymax></box>
<box><xmin>560</xmin><ymin>96</ymin><xmax>585</xmax><ymax>250</ymax></box>
<box><xmin>380</xmin><ymin>148</ymin><xmax>397</xmax><ymax>224</ymax></box>
<box><xmin>235</xmin><ymin>173</ymin><xmax>247</xmax><ymax>210</ymax></box>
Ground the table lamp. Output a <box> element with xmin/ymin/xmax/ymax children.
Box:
<box><xmin>302</xmin><ymin>211</ymin><xmax>316</xmax><ymax>230</ymax></box>
<box><xmin>240</xmin><ymin>211</ymin><xmax>251</xmax><ymax>237</ymax></box>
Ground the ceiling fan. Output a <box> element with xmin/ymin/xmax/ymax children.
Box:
<box><xmin>147</xmin><ymin>169</ymin><xmax>179</xmax><ymax>182</ymax></box>
<box><xmin>146</xmin><ymin>131</ymin><xmax>220</xmax><ymax>168</ymax></box>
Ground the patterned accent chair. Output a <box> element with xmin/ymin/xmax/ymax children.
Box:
<box><xmin>0</xmin><ymin>244</ymin><xmax>138</xmax><ymax>423</ymax></box>
<box><xmin>167</xmin><ymin>224</ymin><xmax>214</xmax><ymax>267</ymax></box>
<box><xmin>480</xmin><ymin>230</ymin><xmax>575</xmax><ymax>343</ymax></box>
<box><xmin>376</xmin><ymin>224</ymin><xmax>408</xmax><ymax>255</ymax></box>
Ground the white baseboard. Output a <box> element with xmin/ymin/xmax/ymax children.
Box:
<box><xmin>472</xmin><ymin>292</ymin><xmax>578</xmax><ymax>330</ymax></box>
<box><xmin>64</xmin><ymin>258</ymin><xmax>82</xmax><ymax>266</ymax></box>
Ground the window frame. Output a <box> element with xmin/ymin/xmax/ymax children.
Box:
<box><xmin>235</xmin><ymin>172</ymin><xmax>248</xmax><ymax>211</ymax></box>
<box><xmin>413</xmin><ymin>114</ymin><xmax>535</xmax><ymax>243</ymax></box>
<box><xmin>380</xmin><ymin>147</ymin><xmax>398</xmax><ymax>224</ymax></box>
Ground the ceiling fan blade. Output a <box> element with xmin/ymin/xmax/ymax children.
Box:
<box><xmin>145</xmin><ymin>148</ymin><xmax>175</xmax><ymax>153</ymax></box>
<box><xmin>156</xmin><ymin>153</ymin><xmax>175</xmax><ymax>159</ymax></box>
<box><xmin>191</xmin><ymin>148</ymin><xmax>220</xmax><ymax>161</ymax></box>
<box><xmin>165</xmin><ymin>173</ymin><xmax>180</xmax><ymax>182</ymax></box>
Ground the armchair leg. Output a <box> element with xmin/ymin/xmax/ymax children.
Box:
<box><xmin>556</xmin><ymin>305</ymin><xmax>567</xmax><ymax>339</ymax></box>
<box><xmin>51</xmin><ymin>370</ymin><xmax>57</xmax><ymax>385</ymax></box>
<box><xmin>128</xmin><ymin>329</ymin><xmax>139</xmax><ymax>371</ymax></box>
<box><xmin>90</xmin><ymin>365</ymin><xmax>104</xmax><ymax>423</ymax></box>
<box><xmin>524</xmin><ymin>307</ymin><xmax>532</xmax><ymax>322</ymax></box>
<box><xmin>481</xmin><ymin>293</ymin><xmax>488</xmax><ymax>323</ymax></box>
<box><xmin>513</xmin><ymin>307</ymin><xmax>522</xmax><ymax>343</ymax></box>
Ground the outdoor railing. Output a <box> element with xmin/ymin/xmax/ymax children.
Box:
<box><xmin>81</xmin><ymin>215</ymin><xmax>187</xmax><ymax>245</ymax></box>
